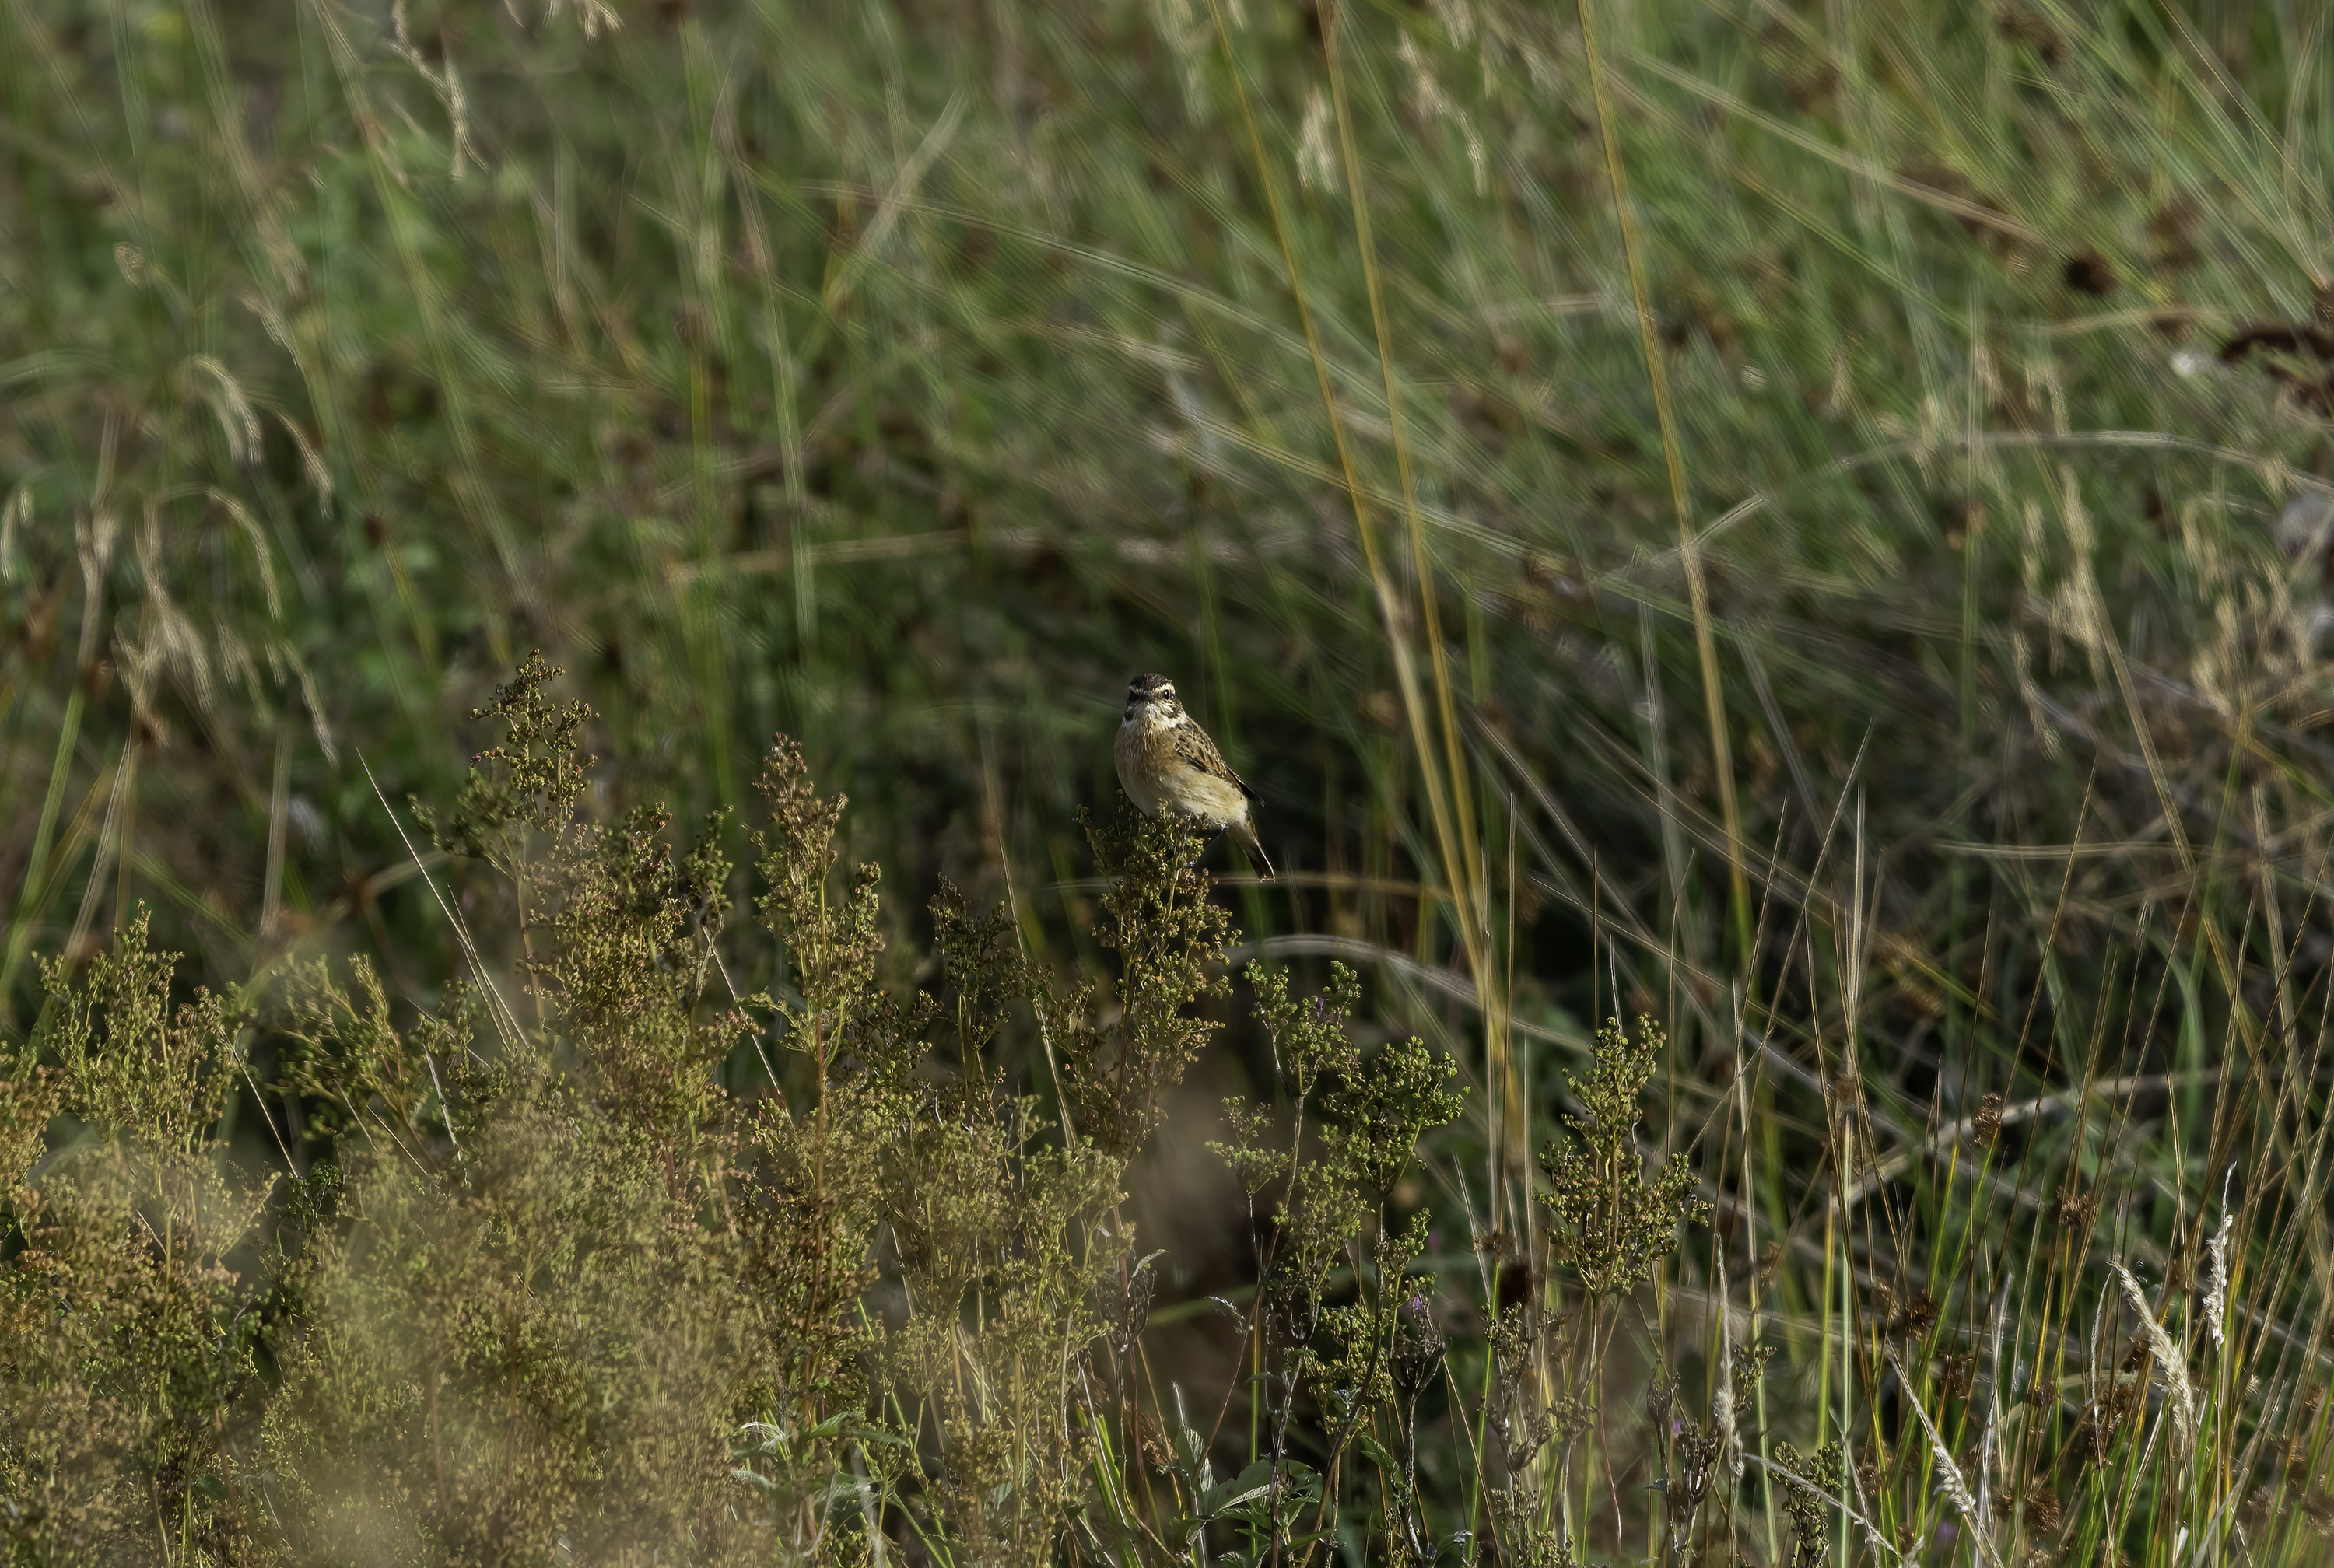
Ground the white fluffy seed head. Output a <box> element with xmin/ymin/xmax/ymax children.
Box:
<box><xmin>2112</xmin><ymin>1260</ymin><xmax>2196</xmax><ymax>1454</ymax></box>
<box><xmin>2203</xmin><ymin>1171</ymin><xmax>2236</xmax><ymax>1352</ymax></box>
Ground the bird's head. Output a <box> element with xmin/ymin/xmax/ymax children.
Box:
<box><xmin>1124</xmin><ymin>672</ymin><xmax>1183</xmax><ymax>724</ymax></box>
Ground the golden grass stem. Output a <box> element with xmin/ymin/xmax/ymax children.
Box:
<box><xmin>1573</xmin><ymin>0</ymin><xmax>1750</xmax><ymax>968</ymax></box>
<box><xmin>1203</xmin><ymin>0</ymin><xmax>1508</xmax><ymax>1201</ymax></box>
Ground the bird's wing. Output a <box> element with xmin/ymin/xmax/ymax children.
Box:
<box><xmin>1176</xmin><ymin>725</ymin><xmax>1263</xmax><ymax>804</ymax></box>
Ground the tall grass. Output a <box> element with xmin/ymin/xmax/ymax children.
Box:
<box><xmin>6</xmin><ymin>0</ymin><xmax>2334</xmax><ymax>1562</ymax></box>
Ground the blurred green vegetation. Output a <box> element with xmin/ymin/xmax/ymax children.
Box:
<box><xmin>10</xmin><ymin>0</ymin><xmax>2334</xmax><ymax>1561</ymax></box>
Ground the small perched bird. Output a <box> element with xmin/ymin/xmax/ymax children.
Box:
<box><xmin>1114</xmin><ymin>672</ymin><xmax>1276</xmax><ymax>879</ymax></box>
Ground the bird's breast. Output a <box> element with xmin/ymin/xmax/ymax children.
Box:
<box><xmin>1149</xmin><ymin>765</ymin><xmax>1249</xmax><ymax>828</ymax></box>
<box><xmin>1113</xmin><ymin>723</ymin><xmax>1162</xmax><ymax>815</ymax></box>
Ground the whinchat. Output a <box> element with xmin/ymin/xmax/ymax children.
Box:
<box><xmin>1114</xmin><ymin>672</ymin><xmax>1277</xmax><ymax>879</ymax></box>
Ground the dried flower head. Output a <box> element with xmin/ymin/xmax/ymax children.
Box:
<box><xmin>1940</xmin><ymin>1352</ymin><xmax>1977</xmax><ymax>1400</ymax></box>
<box><xmin>1970</xmin><ymin>1091</ymin><xmax>2004</xmax><ymax>1147</ymax></box>
<box><xmin>2051</xmin><ymin>1185</ymin><xmax>2099</xmax><ymax>1227</ymax></box>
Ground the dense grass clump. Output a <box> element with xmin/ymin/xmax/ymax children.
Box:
<box><xmin>3</xmin><ymin>658</ymin><xmax>1475</xmax><ymax>1563</ymax></box>
<box><xmin>2</xmin><ymin>656</ymin><xmax>2330</xmax><ymax>1566</ymax></box>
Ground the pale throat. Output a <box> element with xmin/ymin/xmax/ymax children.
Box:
<box><xmin>1124</xmin><ymin>703</ymin><xmax>1187</xmax><ymax>732</ymax></box>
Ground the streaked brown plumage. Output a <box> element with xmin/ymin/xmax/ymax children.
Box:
<box><xmin>1113</xmin><ymin>672</ymin><xmax>1276</xmax><ymax>878</ymax></box>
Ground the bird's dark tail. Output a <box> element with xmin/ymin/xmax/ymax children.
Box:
<box><xmin>1235</xmin><ymin>821</ymin><xmax>1277</xmax><ymax>880</ymax></box>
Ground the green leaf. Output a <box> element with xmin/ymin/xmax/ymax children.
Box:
<box><xmin>1202</xmin><ymin>1459</ymin><xmax>1278</xmax><ymax>1517</ymax></box>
